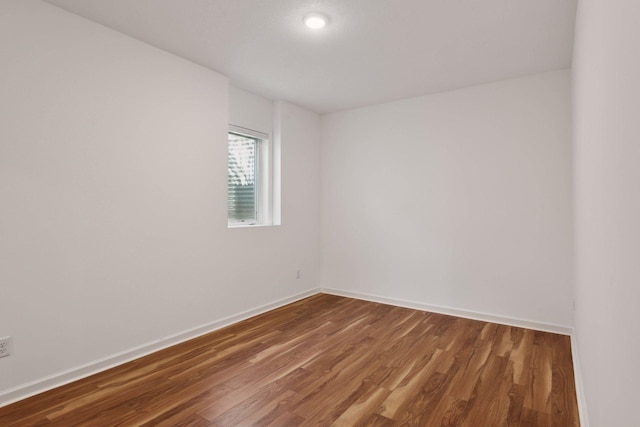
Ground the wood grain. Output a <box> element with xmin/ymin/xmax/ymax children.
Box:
<box><xmin>0</xmin><ymin>294</ymin><xmax>580</xmax><ymax>426</ymax></box>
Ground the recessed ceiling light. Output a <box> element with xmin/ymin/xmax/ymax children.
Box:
<box><xmin>303</xmin><ymin>12</ymin><xmax>328</xmax><ymax>30</ymax></box>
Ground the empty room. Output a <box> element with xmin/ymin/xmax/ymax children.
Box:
<box><xmin>1</xmin><ymin>0</ymin><xmax>638</xmax><ymax>425</ymax></box>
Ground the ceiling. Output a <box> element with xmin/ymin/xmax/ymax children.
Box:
<box><xmin>44</xmin><ymin>0</ymin><xmax>577</xmax><ymax>114</ymax></box>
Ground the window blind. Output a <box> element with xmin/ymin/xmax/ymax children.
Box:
<box><xmin>228</xmin><ymin>132</ymin><xmax>258</xmax><ymax>223</ymax></box>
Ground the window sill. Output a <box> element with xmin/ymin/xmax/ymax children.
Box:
<box><xmin>227</xmin><ymin>222</ymin><xmax>276</xmax><ymax>229</ymax></box>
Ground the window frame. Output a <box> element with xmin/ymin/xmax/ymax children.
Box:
<box><xmin>227</xmin><ymin>125</ymin><xmax>272</xmax><ymax>228</ymax></box>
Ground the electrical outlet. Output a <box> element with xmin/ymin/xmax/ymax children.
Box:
<box><xmin>296</xmin><ymin>269</ymin><xmax>301</xmax><ymax>279</ymax></box>
<box><xmin>0</xmin><ymin>337</ymin><xmax>11</xmax><ymax>358</ymax></box>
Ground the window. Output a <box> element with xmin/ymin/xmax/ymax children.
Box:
<box><xmin>228</xmin><ymin>131</ymin><xmax>258</xmax><ymax>224</ymax></box>
<box><xmin>227</xmin><ymin>126</ymin><xmax>272</xmax><ymax>227</ymax></box>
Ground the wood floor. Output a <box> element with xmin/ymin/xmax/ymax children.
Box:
<box><xmin>0</xmin><ymin>294</ymin><xmax>580</xmax><ymax>426</ymax></box>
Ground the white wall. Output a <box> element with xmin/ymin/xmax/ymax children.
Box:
<box><xmin>0</xmin><ymin>0</ymin><xmax>320</xmax><ymax>404</ymax></box>
<box><xmin>573</xmin><ymin>0</ymin><xmax>640</xmax><ymax>425</ymax></box>
<box><xmin>230</xmin><ymin>85</ymin><xmax>274</xmax><ymax>135</ymax></box>
<box><xmin>321</xmin><ymin>70</ymin><xmax>573</xmax><ymax>327</ymax></box>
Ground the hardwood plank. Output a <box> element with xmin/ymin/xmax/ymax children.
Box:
<box><xmin>522</xmin><ymin>407</ymin><xmax>554</xmax><ymax>427</ymax></box>
<box><xmin>459</xmin><ymin>354</ymin><xmax>510</xmax><ymax>426</ymax></box>
<box><xmin>209</xmin><ymin>383</ymin><xmax>298</xmax><ymax>426</ymax></box>
<box><xmin>447</xmin><ymin>337</ymin><xmax>493</xmax><ymax>400</ymax></box>
<box><xmin>331</xmin><ymin>386</ymin><xmax>391</xmax><ymax>427</ymax></box>
<box><xmin>550</xmin><ymin>334</ymin><xmax>580</xmax><ymax>427</ymax></box>
<box><xmin>234</xmin><ymin>389</ymin><xmax>302</xmax><ymax>426</ymax></box>
<box><xmin>524</xmin><ymin>337</ymin><xmax>554</xmax><ymax>414</ymax></box>
<box><xmin>359</xmin><ymin>413</ymin><xmax>396</xmax><ymax>427</ymax></box>
<box><xmin>511</xmin><ymin>328</ymin><xmax>536</xmax><ymax>385</ymax></box>
<box><xmin>425</xmin><ymin>395</ymin><xmax>469</xmax><ymax>427</ymax></box>
<box><xmin>138</xmin><ymin>384</ymin><xmax>230</xmax><ymax>427</ymax></box>
<box><xmin>0</xmin><ymin>294</ymin><xmax>580</xmax><ymax>426</ymax></box>
<box><xmin>169</xmin><ymin>413</ymin><xmax>211</xmax><ymax>427</ymax></box>
<box><xmin>376</xmin><ymin>349</ymin><xmax>444</xmax><ymax>419</ymax></box>
<box><xmin>492</xmin><ymin>324</ymin><xmax>515</xmax><ymax>357</ymax></box>
<box><xmin>507</xmin><ymin>382</ymin><xmax>526</xmax><ymax>427</ymax></box>
<box><xmin>390</xmin><ymin>371</ymin><xmax>451</xmax><ymax>425</ymax></box>
<box><xmin>265</xmin><ymin>410</ymin><xmax>305</xmax><ymax>427</ymax></box>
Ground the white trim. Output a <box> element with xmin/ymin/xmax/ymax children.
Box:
<box><xmin>320</xmin><ymin>288</ymin><xmax>573</xmax><ymax>335</ymax></box>
<box><xmin>570</xmin><ymin>333</ymin><xmax>590</xmax><ymax>427</ymax></box>
<box><xmin>228</xmin><ymin>124</ymin><xmax>269</xmax><ymax>140</ymax></box>
<box><xmin>0</xmin><ymin>288</ymin><xmax>321</xmax><ymax>408</ymax></box>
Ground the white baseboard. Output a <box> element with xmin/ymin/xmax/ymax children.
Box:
<box><xmin>321</xmin><ymin>288</ymin><xmax>573</xmax><ymax>335</ymax></box>
<box><xmin>0</xmin><ymin>288</ymin><xmax>321</xmax><ymax>408</ymax></box>
<box><xmin>570</xmin><ymin>334</ymin><xmax>590</xmax><ymax>427</ymax></box>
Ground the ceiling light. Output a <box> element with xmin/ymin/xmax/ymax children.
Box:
<box><xmin>303</xmin><ymin>13</ymin><xmax>328</xmax><ymax>30</ymax></box>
